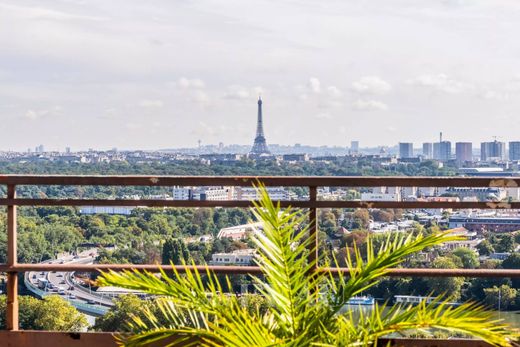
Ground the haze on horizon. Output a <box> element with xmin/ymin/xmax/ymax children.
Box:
<box><xmin>1</xmin><ymin>0</ymin><xmax>520</xmax><ymax>151</ymax></box>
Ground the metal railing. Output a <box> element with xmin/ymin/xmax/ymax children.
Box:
<box><xmin>0</xmin><ymin>174</ymin><xmax>519</xmax><ymax>346</ymax></box>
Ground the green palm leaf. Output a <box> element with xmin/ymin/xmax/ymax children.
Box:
<box><xmin>98</xmin><ymin>184</ymin><xmax>517</xmax><ymax>347</ymax></box>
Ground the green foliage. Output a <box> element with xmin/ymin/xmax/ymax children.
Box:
<box><xmin>484</xmin><ymin>285</ymin><xmax>518</xmax><ymax>310</ymax></box>
<box><xmin>0</xmin><ymin>295</ymin><xmax>87</xmax><ymax>331</ymax></box>
<box><xmin>493</xmin><ymin>234</ymin><xmax>515</xmax><ymax>253</ymax></box>
<box><xmin>502</xmin><ymin>253</ymin><xmax>520</xmax><ymax>289</ymax></box>
<box><xmin>94</xmin><ymin>295</ymin><xmax>152</xmax><ymax>332</ymax></box>
<box><xmin>477</xmin><ymin>240</ymin><xmax>495</xmax><ymax>256</ymax></box>
<box><xmin>425</xmin><ymin>256</ymin><xmax>465</xmax><ymax>301</ymax></box>
<box><xmin>98</xmin><ymin>186</ymin><xmax>515</xmax><ymax>347</ymax></box>
<box><xmin>162</xmin><ymin>238</ymin><xmax>191</xmax><ymax>265</ymax></box>
<box><xmin>451</xmin><ymin>247</ymin><xmax>480</xmax><ymax>269</ymax></box>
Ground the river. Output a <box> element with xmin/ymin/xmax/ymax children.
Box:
<box><xmin>495</xmin><ymin>311</ymin><xmax>520</xmax><ymax>327</ymax></box>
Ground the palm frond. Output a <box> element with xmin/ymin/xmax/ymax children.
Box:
<box><xmin>249</xmin><ymin>183</ymin><xmax>326</xmax><ymax>343</ymax></box>
<box><xmin>329</xmin><ymin>230</ymin><xmax>463</xmax><ymax>311</ymax></box>
<box><xmin>326</xmin><ymin>298</ymin><xmax>516</xmax><ymax>347</ymax></box>
<box><xmin>97</xmin><ymin>185</ymin><xmax>516</xmax><ymax>347</ymax></box>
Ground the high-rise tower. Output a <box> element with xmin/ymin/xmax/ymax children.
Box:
<box><xmin>250</xmin><ymin>96</ymin><xmax>270</xmax><ymax>156</ymax></box>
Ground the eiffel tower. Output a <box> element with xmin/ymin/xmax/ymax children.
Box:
<box><xmin>249</xmin><ymin>96</ymin><xmax>270</xmax><ymax>156</ymax></box>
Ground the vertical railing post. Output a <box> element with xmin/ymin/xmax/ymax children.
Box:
<box><xmin>308</xmin><ymin>186</ymin><xmax>318</xmax><ymax>269</ymax></box>
<box><xmin>6</xmin><ymin>184</ymin><xmax>18</xmax><ymax>330</ymax></box>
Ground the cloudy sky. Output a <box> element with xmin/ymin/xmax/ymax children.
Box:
<box><xmin>2</xmin><ymin>0</ymin><xmax>520</xmax><ymax>151</ymax></box>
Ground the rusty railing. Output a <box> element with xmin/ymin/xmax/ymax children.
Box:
<box><xmin>0</xmin><ymin>175</ymin><xmax>519</xmax><ymax>346</ymax></box>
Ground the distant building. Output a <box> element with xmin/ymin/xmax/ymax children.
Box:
<box><xmin>458</xmin><ymin>167</ymin><xmax>513</xmax><ymax>176</ymax></box>
<box><xmin>449</xmin><ymin>216</ymin><xmax>520</xmax><ymax>233</ymax></box>
<box><xmin>172</xmin><ymin>186</ymin><xmax>232</xmax><ymax>201</ymax></box>
<box><xmin>422</xmin><ymin>143</ymin><xmax>433</xmax><ymax>159</ymax></box>
<box><xmin>361</xmin><ymin>192</ymin><xmax>400</xmax><ymax>201</ymax></box>
<box><xmin>438</xmin><ymin>141</ymin><xmax>452</xmax><ymax>161</ymax></box>
<box><xmin>455</xmin><ymin>142</ymin><xmax>473</xmax><ymax>163</ymax></box>
<box><xmin>398</xmin><ymin>142</ymin><xmax>414</xmax><ymax>158</ymax></box>
<box><xmin>481</xmin><ymin>140</ymin><xmax>506</xmax><ymax>161</ymax></box>
<box><xmin>249</xmin><ymin>96</ymin><xmax>270</xmax><ymax>156</ymax></box>
<box><xmin>490</xmin><ymin>252</ymin><xmax>511</xmax><ymax>260</ymax></box>
<box><xmin>350</xmin><ymin>141</ymin><xmax>359</xmax><ymax>153</ymax></box>
<box><xmin>236</xmin><ymin>186</ymin><xmax>289</xmax><ymax>200</ymax></box>
<box><xmin>443</xmin><ymin>227</ymin><xmax>482</xmax><ymax>251</ymax></box>
<box><xmin>217</xmin><ymin>222</ymin><xmax>263</xmax><ymax>240</ymax></box>
<box><xmin>282</xmin><ymin>154</ymin><xmax>309</xmax><ymax>162</ymax></box>
<box><xmin>80</xmin><ymin>206</ymin><xmax>135</xmax><ymax>215</ymax></box>
<box><xmin>210</xmin><ymin>249</ymin><xmax>256</xmax><ymax>266</ymax></box>
<box><xmin>438</xmin><ymin>187</ymin><xmax>506</xmax><ymax>201</ymax></box>
<box><xmin>509</xmin><ymin>141</ymin><xmax>520</xmax><ymax>161</ymax></box>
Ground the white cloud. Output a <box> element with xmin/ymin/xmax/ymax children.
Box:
<box><xmin>25</xmin><ymin>110</ymin><xmax>42</xmax><ymax>120</ymax></box>
<box><xmin>308</xmin><ymin>77</ymin><xmax>321</xmax><ymax>93</ymax></box>
<box><xmin>327</xmin><ymin>86</ymin><xmax>342</xmax><ymax>97</ymax></box>
<box><xmin>177</xmin><ymin>77</ymin><xmax>205</xmax><ymax>89</ymax></box>
<box><xmin>482</xmin><ymin>90</ymin><xmax>509</xmax><ymax>101</ymax></box>
<box><xmin>138</xmin><ymin>99</ymin><xmax>164</xmax><ymax>108</ymax></box>
<box><xmin>24</xmin><ymin>106</ymin><xmax>63</xmax><ymax>120</ymax></box>
<box><xmin>408</xmin><ymin>74</ymin><xmax>473</xmax><ymax>94</ymax></box>
<box><xmin>190</xmin><ymin>90</ymin><xmax>210</xmax><ymax>106</ymax></box>
<box><xmin>223</xmin><ymin>85</ymin><xmax>250</xmax><ymax>100</ymax></box>
<box><xmin>125</xmin><ymin>122</ymin><xmax>141</xmax><ymax>130</ymax></box>
<box><xmin>315</xmin><ymin>112</ymin><xmax>332</xmax><ymax>119</ymax></box>
<box><xmin>352</xmin><ymin>76</ymin><xmax>392</xmax><ymax>94</ymax></box>
<box><xmin>352</xmin><ymin>99</ymin><xmax>388</xmax><ymax>111</ymax></box>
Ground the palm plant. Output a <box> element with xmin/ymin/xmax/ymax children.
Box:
<box><xmin>98</xmin><ymin>185</ymin><xmax>516</xmax><ymax>346</ymax></box>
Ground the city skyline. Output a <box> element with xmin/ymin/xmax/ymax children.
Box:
<box><xmin>3</xmin><ymin>1</ymin><xmax>520</xmax><ymax>150</ymax></box>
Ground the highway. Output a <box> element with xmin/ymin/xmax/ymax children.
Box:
<box><xmin>25</xmin><ymin>249</ymin><xmax>114</xmax><ymax>315</ymax></box>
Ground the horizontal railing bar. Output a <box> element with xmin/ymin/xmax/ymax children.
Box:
<box><xmin>0</xmin><ymin>198</ymin><xmax>518</xmax><ymax>209</ymax></box>
<box><xmin>0</xmin><ymin>174</ymin><xmax>518</xmax><ymax>187</ymax></box>
<box><xmin>4</xmin><ymin>264</ymin><xmax>520</xmax><ymax>277</ymax></box>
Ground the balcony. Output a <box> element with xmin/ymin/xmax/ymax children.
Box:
<box><xmin>0</xmin><ymin>175</ymin><xmax>519</xmax><ymax>347</ymax></box>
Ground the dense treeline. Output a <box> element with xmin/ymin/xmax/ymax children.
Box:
<box><xmin>0</xmin><ymin>159</ymin><xmax>457</xmax><ymax>198</ymax></box>
<box><xmin>0</xmin><ymin>295</ymin><xmax>87</xmax><ymax>330</ymax></box>
<box><xmin>0</xmin><ymin>206</ymin><xmax>252</xmax><ymax>265</ymax></box>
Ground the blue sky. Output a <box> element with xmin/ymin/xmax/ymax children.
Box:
<box><xmin>2</xmin><ymin>0</ymin><xmax>520</xmax><ymax>150</ymax></box>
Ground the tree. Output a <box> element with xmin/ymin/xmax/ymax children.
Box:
<box><xmin>162</xmin><ymin>237</ymin><xmax>191</xmax><ymax>265</ymax></box>
<box><xmin>477</xmin><ymin>240</ymin><xmax>494</xmax><ymax>256</ymax></box>
<box><xmin>99</xmin><ymin>186</ymin><xmax>514</xmax><ymax>346</ymax></box>
<box><xmin>502</xmin><ymin>253</ymin><xmax>520</xmax><ymax>288</ymax></box>
<box><xmin>370</xmin><ymin>209</ymin><xmax>394</xmax><ymax>223</ymax></box>
<box><xmin>425</xmin><ymin>256</ymin><xmax>465</xmax><ymax>301</ymax></box>
<box><xmin>93</xmin><ymin>294</ymin><xmax>150</xmax><ymax>332</ymax></box>
<box><xmin>495</xmin><ymin>234</ymin><xmax>515</xmax><ymax>253</ymax></box>
<box><xmin>351</xmin><ymin>209</ymin><xmax>370</xmax><ymax>229</ymax></box>
<box><xmin>0</xmin><ymin>295</ymin><xmax>87</xmax><ymax>331</ymax></box>
<box><xmin>319</xmin><ymin>210</ymin><xmax>337</xmax><ymax>236</ymax></box>
<box><xmin>484</xmin><ymin>285</ymin><xmax>517</xmax><ymax>310</ymax></box>
<box><xmin>452</xmin><ymin>247</ymin><xmax>479</xmax><ymax>269</ymax></box>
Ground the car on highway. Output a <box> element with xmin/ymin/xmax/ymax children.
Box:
<box><xmin>58</xmin><ymin>288</ymin><xmax>66</xmax><ymax>295</ymax></box>
<box><xmin>86</xmin><ymin>299</ymin><xmax>96</xmax><ymax>305</ymax></box>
